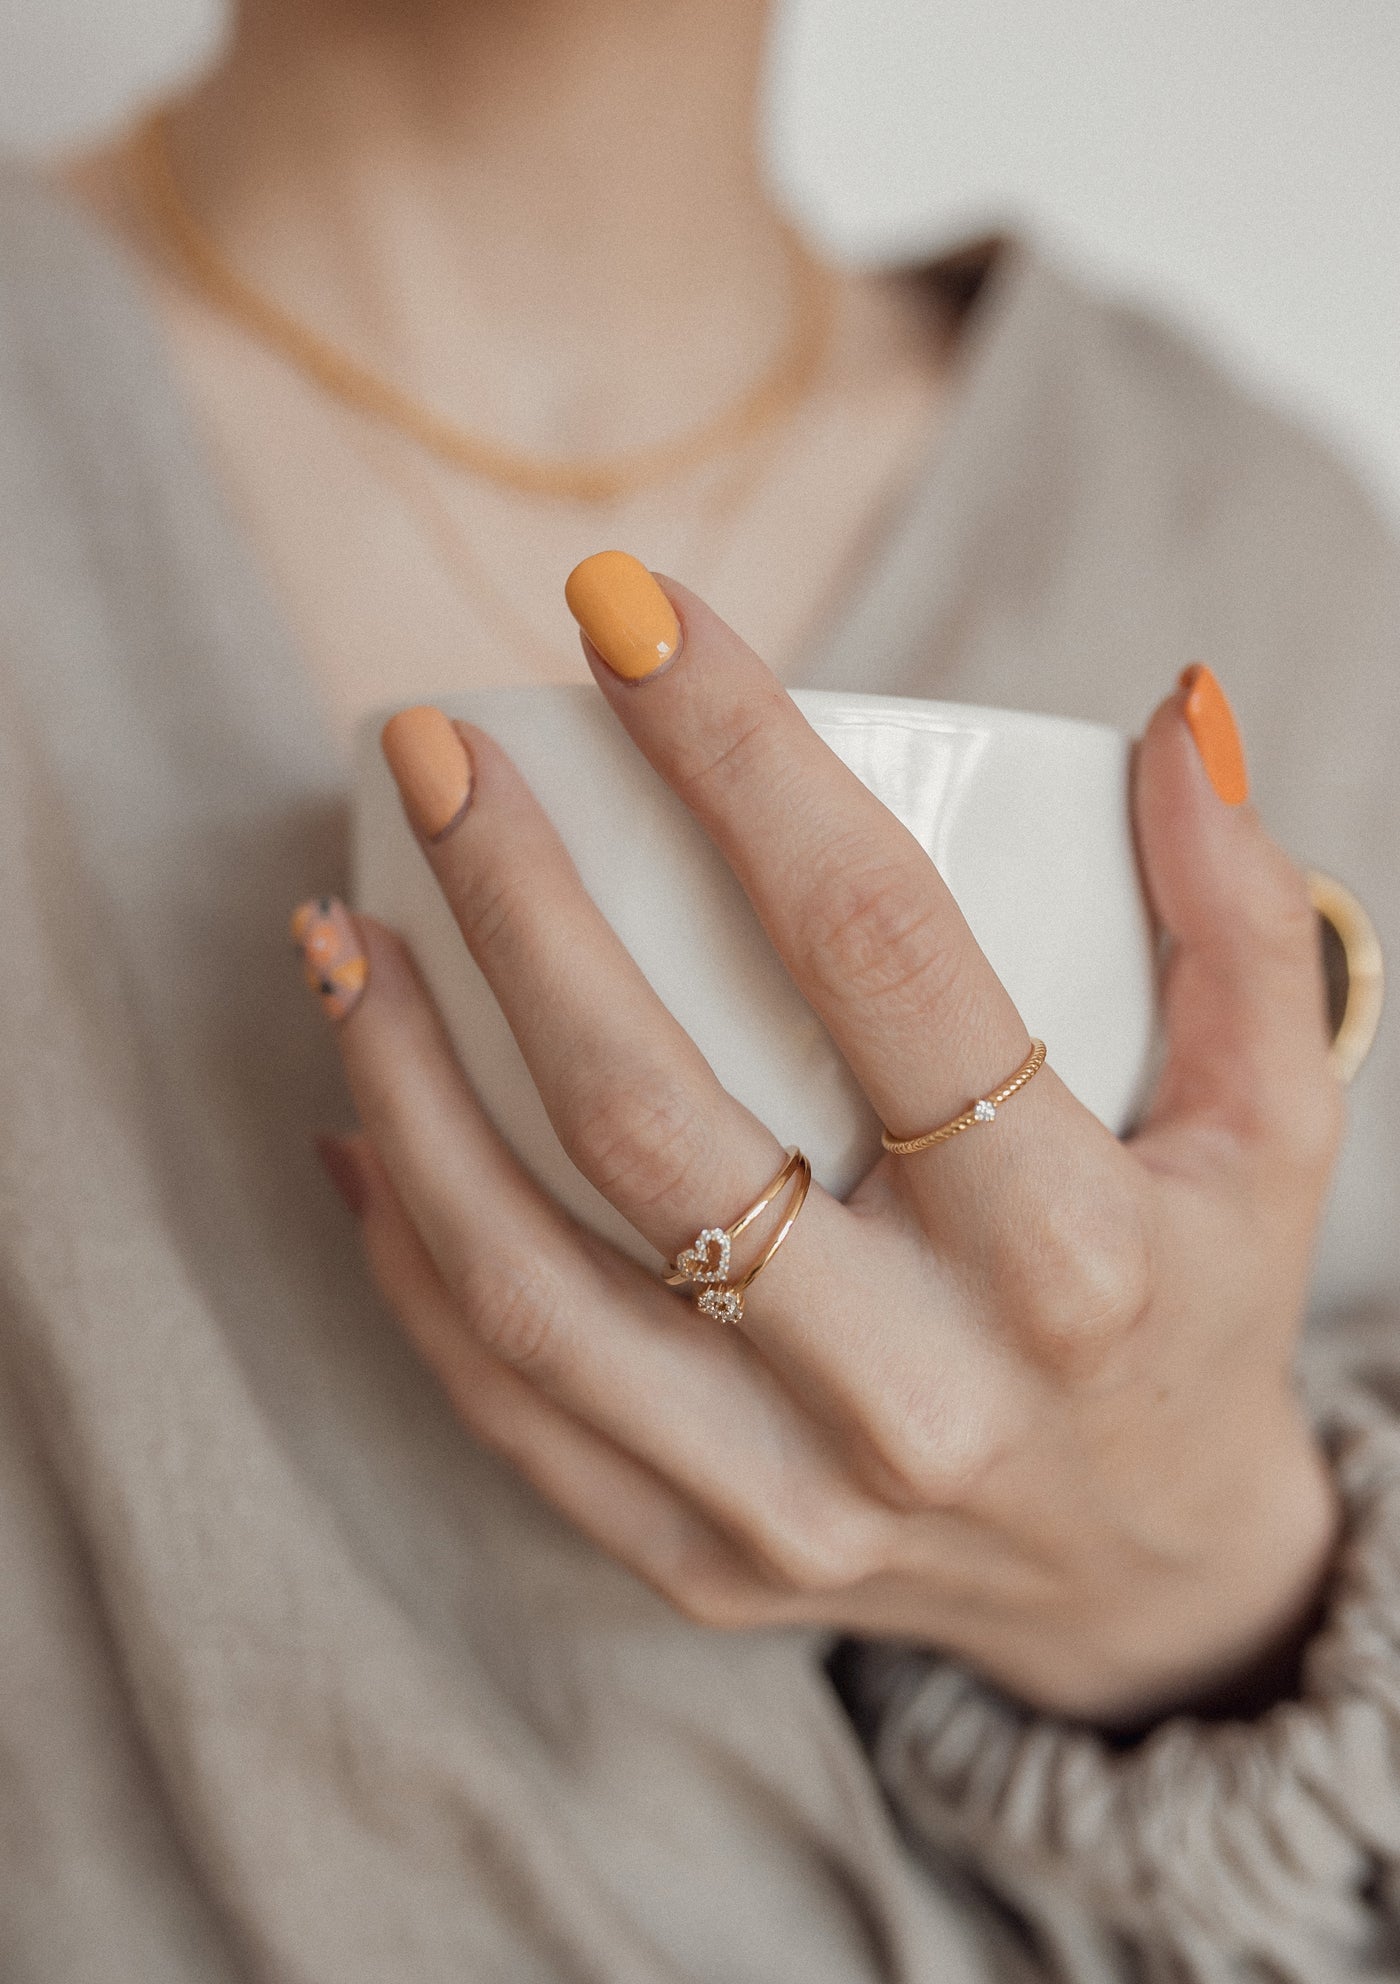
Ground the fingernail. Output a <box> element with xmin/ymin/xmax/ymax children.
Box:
<box><xmin>290</xmin><ymin>896</ymin><xmax>368</xmax><ymax>1022</ymax></box>
<box><xmin>564</xmin><ymin>550</ymin><xmax>682</xmax><ymax>681</ymax></box>
<box><xmin>1179</xmin><ymin>663</ymin><xmax>1249</xmax><ymax>806</ymax></box>
<box><xmin>381</xmin><ymin>705</ymin><xmax>473</xmax><ymax>842</ymax></box>
<box><xmin>315</xmin><ymin>1133</ymin><xmax>367</xmax><ymax>1220</ymax></box>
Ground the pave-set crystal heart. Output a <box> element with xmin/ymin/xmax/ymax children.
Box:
<box><xmin>664</xmin><ymin>1148</ymin><xmax>812</xmax><ymax>1329</ymax></box>
<box><xmin>675</xmin><ymin>1227</ymin><xmax>731</xmax><ymax>1285</ymax></box>
<box><xmin>697</xmin><ymin>1285</ymin><xmax>745</xmax><ymax>1326</ymax></box>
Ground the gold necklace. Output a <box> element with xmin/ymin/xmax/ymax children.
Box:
<box><xmin>130</xmin><ymin>109</ymin><xmax>836</xmax><ymax>505</ymax></box>
<box><xmin>337</xmin><ymin>406</ymin><xmax>786</xmax><ymax>677</ymax></box>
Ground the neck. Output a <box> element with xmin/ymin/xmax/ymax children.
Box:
<box><xmin>158</xmin><ymin>0</ymin><xmax>802</xmax><ymax>454</ymax></box>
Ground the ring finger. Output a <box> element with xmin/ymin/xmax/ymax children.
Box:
<box><xmin>378</xmin><ymin>707</ymin><xmax>845</xmax><ymax>1306</ymax></box>
<box><xmin>313</xmin><ymin>907</ymin><xmax>894</xmax><ymax>1573</ymax></box>
<box><xmin>340</xmin><ymin>1130</ymin><xmax>793</xmax><ymax>1629</ymax></box>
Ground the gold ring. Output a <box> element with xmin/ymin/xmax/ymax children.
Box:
<box><xmin>666</xmin><ymin>1146</ymin><xmax>812</xmax><ymax>1325</ymax></box>
<box><xmin>881</xmin><ymin>1040</ymin><xmax>1048</xmax><ymax>1155</ymax></box>
<box><xmin>1309</xmin><ymin>870</ymin><xmax>1385</xmax><ymax>1084</ymax></box>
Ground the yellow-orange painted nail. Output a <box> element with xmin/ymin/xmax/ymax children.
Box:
<box><xmin>564</xmin><ymin>550</ymin><xmax>682</xmax><ymax>681</ymax></box>
<box><xmin>381</xmin><ymin>706</ymin><xmax>473</xmax><ymax>842</ymax></box>
<box><xmin>1179</xmin><ymin>663</ymin><xmax>1249</xmax><ymax>806</ymax></box>
<box><xmin>290</xmin><ymin>896</ymin><xmax>368</xmax><ymax>1022</ymax></box>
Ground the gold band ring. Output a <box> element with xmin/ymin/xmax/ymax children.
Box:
<box><xmin>664</xmin><ymin>1147</ymin><xmax>802</xmax><ymax>1287</ymax></box>
<box><xmin>881</xmin><ymin>1040</ymin><xmax>1048</xmax><ymax>1156</ymax></box>
<box><xmin>875</xmin><ymin>879</ymin><xmax>1382</xmax><ymax>1159</ymax></box>
<box><xmin>1308</xmin><ymin>870</ymin><xmax>1385</xmax><ymax>1085</ymax></box>
<box><xmin>666</xmin><ymin>1146</ymin><xmax>813</xmax><ymax>1325</ymax></box>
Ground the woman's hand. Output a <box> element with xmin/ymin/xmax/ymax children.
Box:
<box><xmin>298</xmin><ymin>557</ymin><xmax>1342</xmax><ymax>1728</ymax></box>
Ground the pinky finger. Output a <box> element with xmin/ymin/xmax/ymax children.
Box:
<box><xmin>324</xmin><ymin>1133</ymin><xmax>781</xmax><ymax>1631</ymax></box>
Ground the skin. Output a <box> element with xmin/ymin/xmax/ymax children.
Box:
<box><xmin>67</xmin><ymin>0</ymin><xmax>955</xmax><ymax>752</ymax></box>
<box><xmin>330</xmin><ymin>583</ymin><xmax>1342</xmax><ymax>1726</ymax></box>
<box><xmin>70</xmin><ymin>1</ymin><xmax>1340</xmax><ymax>1721</ymax></box>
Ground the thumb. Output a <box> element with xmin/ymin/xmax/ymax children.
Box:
<box><xmin>1131</xmin><ymin>665</ymin><xmax>1339</xmax><ymax>1182</ymax></box>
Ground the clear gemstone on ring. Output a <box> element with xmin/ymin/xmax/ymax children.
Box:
<box><xmin>697</xmin><ymin>1285</ymin><xmax>744</xmax><ymax>1326</ymax></box>
<box><xmin>973</xmin><ymin>1098</ymin><xmax>997</xmax><ymax>1123</ymax></box>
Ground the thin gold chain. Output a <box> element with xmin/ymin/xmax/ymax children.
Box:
<box><xmin>336</xmin><ymin>402</ymin><xmax>785</xmax><ymax>676</ymax></box>
<box><xmin>130</xmin><ymin>109</ymin><xmax>837</xmax><ymax>506</ymax></box>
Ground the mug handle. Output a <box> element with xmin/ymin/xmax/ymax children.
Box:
<box><xmin>1308</xmin><ymin>870</ymin><xmax>1385</xmax><ymax>1084</ymax></box>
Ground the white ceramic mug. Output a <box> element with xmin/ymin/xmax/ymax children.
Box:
<box><xmin>353</xmin><ymin>686</ymin><xmax>1159</xmax><ymax>1268</ymax></box>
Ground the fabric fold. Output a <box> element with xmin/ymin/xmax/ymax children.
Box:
<box><xmin>854</xmin><ymin>1384</ymin><xmax>1400</xmax><ymax>1982</ymax></box>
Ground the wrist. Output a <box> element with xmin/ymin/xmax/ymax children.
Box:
<box><xmin>1082</xmin><ymin>1419</ymin><xmax>1341</xmax><ymax>1733</ymax></box>
<box><xmin>988</xmin><ymin>1416</ymin><xmax>1341</xmax><ymax>1729</ymax></box>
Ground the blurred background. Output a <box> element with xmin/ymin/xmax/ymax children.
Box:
<box><xmin>3</xmin><ymin>0</ymin><xmax>1398</xmax><ymax>520</ymax></box>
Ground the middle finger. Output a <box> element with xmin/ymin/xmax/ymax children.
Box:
<box><xmin>565</xmin><ymin>556</ymin><xmax>1037</xmax><ymax>1142</ymax></box>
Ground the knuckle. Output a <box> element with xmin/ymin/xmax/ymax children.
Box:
<box><xmin>467</xmin><ymin>1255</ymin><xmax>572</xmax><ymax>1373</ymax></box>
<box><xmin>366</xmin><ymin>920</ymin><xmax>417</xmax><ymax>977</ymax></box>
<box><xmin>561</xmin><ymin>1071</ymin><xmax>709</xmax><ymax>1215</ymax></box>
<box><xmin>1242</xmin><ymin>845</ymin><xmax>1320</xmax><ymax>965</ymax></box>
<box><xmin>858</xmin><ymin>1406</ymin><xmax>1002</xmax><ymax>1512</ymax></box>
<box><xmin>455</xmin><ymin>862</ymin><xmax>539</xmax><ymax>970</ymax></box>
<box><xmin>1279</xmin><ymin>1069</ymin><xmax>1346</xmax><ymax>1184</ymax></box>
<box><xmin>745</xmin><ymin>1503</ymin><xmax>889</xmax><ymax>1596</ymax></box>
<box><xmin>654</xmin><ymin>1550</ymin><xmax>761</xmax><ymax>1632</ymax></box>
<box><xmin>1005</xmin><ymin>1191</ymin><xmax>1153</xmax><ymax>1360</ymax></box>
<box><xmin>665</xmin><ymin>1580</ymin><xmax>754</xmax><ymax>1632</ymax></box>
<box><xmin>669</xmin><ymin>687</ymin><xmax>792</xmax><ymax>810</ymax></box>
<box><xmin>1267</xmin><ymin>847</ymin><xmax>1320</xmax><ymax>933</ymax></box>
<box><xmin>800</xmin><ymin>844</ymin><xmax>959</xmax><ymax>1018</ymax></box>
<box><xmin>354</xmin><ymin>921</ymin><xmax>430</xmax><ymax>1025</ymax></box>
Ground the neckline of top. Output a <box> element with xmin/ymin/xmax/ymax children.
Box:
<box><xmin>3</xmin><ymin>160</ymin><xmax>1072</xmax><ymax>783</ymax></box>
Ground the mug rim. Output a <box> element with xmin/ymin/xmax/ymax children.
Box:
<box><xmin>355</xmin><ymin>683</ymin><xmax>1131</xmax><ymax>755</ymax></box>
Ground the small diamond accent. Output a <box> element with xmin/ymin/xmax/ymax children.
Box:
<box><xmin>973</xmin><ymin>1099</ymin><xmax>997</xmax><ymax>1123</ymax></box>
<box><xmin>697</xmin><ymin>1285</ymin><xmax>744</xmax><ymax>1326</ymax></box>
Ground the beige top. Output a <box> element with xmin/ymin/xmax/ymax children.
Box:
<box><xmin>1</xmin><ymin>157</ymin><xmax>1398</xmax><ymax>1984</ymax></box>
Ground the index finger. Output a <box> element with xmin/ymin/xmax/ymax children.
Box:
<box><xmin>565</xmin><ymin>552</ymin><xmax>1033</xmax><ymax>1146</ymax></box>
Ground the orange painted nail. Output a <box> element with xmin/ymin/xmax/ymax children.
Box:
<box><xmin>1179</xmin><ymin>663</ymin><xmax>1249</xmax><ymax>806</ymax></box>
<box><xmin>290</xmin><ymin>896</ymin><xmax>368</xmax><ymax>1022</ymax></box>
<box><xmin>564</xmin><ymin>550</ymin><xmax>682</xmax><ymax>681</ymax></box>
<box><xmin>381</xmin><ymin>706</ymin><xmax>473</xmax><ymax>842</ymax></box>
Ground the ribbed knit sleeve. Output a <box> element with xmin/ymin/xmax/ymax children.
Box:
<box><xmin>848</xmin><ymin>1381</ymin><xmax>1400</xmax><ymax>1983</ymax></box>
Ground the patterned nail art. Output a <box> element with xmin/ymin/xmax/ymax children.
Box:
<box><xmin>290</xmin><ymin>896</ymin><xmax>368</xmax><ymax>1022</ymax></box>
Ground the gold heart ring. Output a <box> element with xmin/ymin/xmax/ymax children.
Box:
<box><xmin>674</xmin><ymin>1227</ymin><xmax>731</xmax><ymax>1286</ymax></box>
<box><xmin>665</xmin><ymin>1147</ymin><xmax>812</xmax><ymax>1325</ymax></box>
